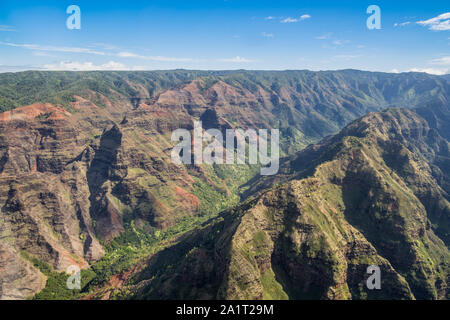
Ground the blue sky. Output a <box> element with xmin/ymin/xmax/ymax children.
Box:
<box><xmin>0</xmin><ymin>0</ymin><xmax>449</xmax><ymax>73</ymax></box>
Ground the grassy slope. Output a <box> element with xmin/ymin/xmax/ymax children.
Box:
<box><xmin>0</xmin><ymin>71</ymin><xmax>447</xmax><ymax>299</ymax></box>
<box><xmin>125</xmin><ymin>109</ymin><xmax>449</xmax><ymax>300</ymax></box>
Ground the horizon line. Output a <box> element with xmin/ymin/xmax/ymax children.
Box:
<box><xmin>0</xmin><ymin>68</ymin><xmax>448</xmax><ymax>76</ymax></box>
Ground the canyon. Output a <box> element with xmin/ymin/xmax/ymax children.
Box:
<box><xmin>0</xmin><ymin>70</ymin><xmax>448</xmax><ymax>300</ymax></box>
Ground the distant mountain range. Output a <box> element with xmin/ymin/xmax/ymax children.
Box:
<box><xmin>0</xmin><ymin>70</ymin><xmax>448</xmax><ymax>300</ymax></box>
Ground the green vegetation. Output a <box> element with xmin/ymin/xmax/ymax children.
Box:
<box><xmin>30</xmin><ymin>214</ymin><xmax>211</xmax><ymax>299</ymax></box>
<box><xmin>1</xmin><ymin>70</ymin><xmax>448</xmax><ymax>300</ymax></box>
<box><xmin>33</xmin><ymin>270</ymin><xmax>96</xmax><ymax>300</ymax></box>
<box><xmin>261</xmin><ymin>268</ymin><xmax>289</xmax><ymax>300</ymax></box>
<box><xmin>31</xmin><ymin>161</ymin><xmax>258</xmax><ymax>299</ymax></box>
<box><xmin>189</xmin><ymin>163</ymin><xmax>259</xmax><ymax>215</ymax></box>
<box><xmin>126</xmin><ymin>108</ymin><xmax>449</xmax><ymax>300</ymax></box>
<box><xmin>20</xmin><ymin>251</ymin><xmax>96</xmax><ymax>300</ymax></box>
<box><xmin>21</xmin><ymin>251</ymin><xmax>52</xmax><ymax>276</ymax></box>
<box><xmin>0</xmin><ymin>70</ymin><xmax>213</xmax><ymax>112</ymax></box>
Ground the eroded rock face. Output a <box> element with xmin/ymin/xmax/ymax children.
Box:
<box><xmin>0</xmin><ymin>71</ymin><xmax>448</xmax><ymax>300</ymax></box>
<box><xmin>129</xmin><ymin>109</ymin><xmax>449</xmax><ymax>300</ymax></box>
<box><xmin>0</xmin><ymin>242</ymin><xmax>46</xmax><ymax>300</ymax></box>
<box><xmin>0</xmin><ymin>84</ymin><xmax>257</xmax><ymax>298</ymax></box>
<box><xmin>0</xmin><ymin>100</ymin><xmax>195</xmax><ymax>298</ymax></box>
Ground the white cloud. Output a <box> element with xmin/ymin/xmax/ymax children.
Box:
<box><xmin>265</xmin><ymin>16</ymin><xmax>275</xmax><ymax>20</ymax></box>
<box><xmin>0</xmin><ymin>42</ymin><xmax>193</xmax><ymax>62</ymax></box>
<box><xmin>407</xmin><ymin>67</ymin><xmax>449</xmax><ymax>75</ymax></box>
<box><xmin>331</xmin><ymin>40</ymin><xmax>351</xmax><ymax>47</ymax></box>
<box><xmin>281</xmin><ymin>14</ymin><xmax>311</xmax><ymax>23</ymax></box>
<box><xmin>261</xmin><ymin>32</ymin><xmax>274</xmax><ymax>38</ymax></box>
<box><xmin>117</xmin><ymin>51</ymin><xmax>193</xmax><ymax>62</ymax></box>
<box><xmin>404</xmin><ymin>56</ymin><xmax>450</xmax><ymax>75</ymax></box>
<box><xmin>281</xmin><ymin>17</ymin><xmax>299</xmax><ymax>23</ymax></box>
<box><xmin>391</xmin><ymin>69</ymin><xmax>400</xmax><ymax>73</ymax></box>
<box><xmin>91</xmin><ymin>42</ymin><xmax>117</xmax><ymax>50</ymax></box>
<box><xmin>430</xmin><ymin>56</ymin><xmax>450</xmax><ymax>65</ymax></box>
<box><xmin>218</xmin><ymin>56</ymin><xmax>255</xmax><ymax>63</ymax></box>
<box><xmin>42</xmin><ymin>61</ymin><xmax>144</xmax><ymax>71</ymax></box>
<box><xmin>0</xmin><ymin>25</ymin><xmax>17</xmax><ymax>32</ymax></box>
<box><xmin>0</xmin><ymin>42</ymin><xmax>107</xmax><ymax>55</ymax></box>
<box><xmin>417</xmin><ymin>12</ymin><xmax>450</xmax><ymax>31</ymax></box>
<box><xmin>394</xmin><ymin>21</ymin><xmax>411</xmax><ymax>27</ymax></box>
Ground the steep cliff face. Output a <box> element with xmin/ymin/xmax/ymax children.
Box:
<box><xmin>0</xmin><ymin>71</ymin><xmax>448</xmax><ymax>300</ymax></box>
<box><xmin>0</xmin><ymin>105</ymin><xmax>102</xmax><ymax>299</ymax></box>
<box><xmin>0</xmin><ymin>241</ymin><xmax>47</xmax><ymax>300</ymax></box>
<box><xmin>0</xmin><ymin>100</ymin><xmax>199</xmax><ymax>299</ymax></box>
<box><xmin>0</xmin><ymin>78</ymin><xmax>267</xmax><ymax>299</ymax></box>
<box><xmin>129</xmin><ymin>109</ymin><xmax>449</xmax><ymax>300</ymax></box>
